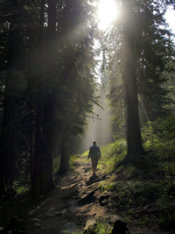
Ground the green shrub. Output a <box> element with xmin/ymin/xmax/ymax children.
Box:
<box><xmin>98</xmin><ymin>139</ymin><xmax>126</xmax><ymax>174</ymax></box>
<box><xmin>84</xmin><ymin>223</ymin><xmax>112</xmax><ymax>234</ymax></box>
<box><xmin>142</xmin><ymin>114</ymin><xmax>175</xmax><ymax>143</ymax></box>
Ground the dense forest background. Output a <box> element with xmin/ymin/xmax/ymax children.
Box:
<box><xmin>0</xmin><ymin>0</ymin><xmax>174</xmax><ymax>196</ymax></box>
<box><xmin>0</xmin><ymin>0</ymin><xmax>175</xmax><ymax>233</ymax></box>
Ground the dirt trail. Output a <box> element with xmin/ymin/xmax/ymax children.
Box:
<box><xmin>30</xmin><ymin>158</ymin><xmax>108</xmax><ymax>234</ymax></box>
<box><xmin>29</xmin><ymin>157</ymin><xmax>168</xmax><ymax>234</ymax></box>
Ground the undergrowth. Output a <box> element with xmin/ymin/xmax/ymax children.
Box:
<box><xmin>84</xmin><ymin>222</ymin><xmax>112</xmax><ymax>234</ymax></box>
<box><xmin>81</xmin><ymin>114</ymin><xmax>175</xmax><ymax>231</ymax></box>
<box><xmin>97</xmin><ymin>139</ymin><xmax>126</xmax><ymax>174</ymax></box>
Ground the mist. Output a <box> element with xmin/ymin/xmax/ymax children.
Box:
<box><xmin>79</xmin><ymin>86</ymin><xmax>112</xmax><ymax>153</ymax></box>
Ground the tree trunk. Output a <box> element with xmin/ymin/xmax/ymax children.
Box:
<box><xmin>0</xmin><ymin>29</ymin><xmax>18</xmax><ymax>196</ymax></box>
<box><xmin>31</xmin><ymin>0</ymin><xmax>57</xmax><ymax>196</ymax></box>
<box><xmin>58</xmin><ymin>136</ymin><xmax>70</xmax><ymax>175</ymax></box>
<box><xmin>31</xmin><ymin>98</ymin><xmax>54</xmax><ymax>195</ymax></box>
<box><xmin>124</xmin><ymin>51</ymin><xmax>143</xmax><ymax>155</ymax></box>
<box><xmin>0</xmin><ymin>95</ymin><xmax>16</xmax><ymax>195</ymax></box>
<box><xmin>123</xmin><ymin>1</ymin><xmax>144</xmax><ymax>156</ymax></box>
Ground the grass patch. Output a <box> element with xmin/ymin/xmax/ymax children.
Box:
<box><xmin>53</xmin><ymin>156</ymin><xmax>61</xmax><ymax>174</ymax></box>
<box><xmin>97</xmin><ymin>140</ymin><xmax>126</xmax><ymax>174</ymax></box>
<box><xmin>84</xmin><ymin>222</ymin><xmax>112</xmax><ymax>234</ymax></box>
<box><xmin>69</xmin><ymin>154</ymin><xmax>83</xmax><ymax>169</ymax></box>
<box><xmin>112</xmin><ymin>115</ymin><xmax>175</xmax><ymax>229</ymax></box>
<box><xmin>84</xmin><ymin>115</ymin><xmax>175</xmax><ymax>231</ymax></box>
<box><xmin>98</xmin><ymin>174</ymin><xmax>117</xmax><ymax>194</ymax></box>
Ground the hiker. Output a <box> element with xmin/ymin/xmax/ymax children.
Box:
<box><xmin>88</xmin><ymin>141</ymin><xmax>101</xmax><ymax>176</ymax></box>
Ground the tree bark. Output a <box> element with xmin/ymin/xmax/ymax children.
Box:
<box><xmin>58</xmin><ymin>136</ymin><xmax>70</xmax><ymax>175</ymax></box>
<box><xmin>0</xmin><ymin>29</ymin><xmax>18</xmax><ymax>195</ymax></box>
<box><xmin>31</xmin><ymin>97</ymin><xmax>55</xmax><ymax>195</ymax></box>
<box><xmin>31</xmin><ymin>0</ymin><xmax>57</xmax><ymax>196</ymax></box>
<box><xmin>124</xmin><ymin>49</ymin><xmax>143</xmax><ymax>155</ymax></box>
<box><xmin>123</xmin><ymin>1</ymin><xmax>144</xmax><ymax>156</ymax></box>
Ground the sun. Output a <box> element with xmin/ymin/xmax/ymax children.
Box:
<box><xmin>97</xmin><ymin>0</ymin><xmax>119</xmax><ymax>31</ymax></box>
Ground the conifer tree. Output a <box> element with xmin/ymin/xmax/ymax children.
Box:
<box><xmin>56</xmin><ymin>0</ymin><xmax>96</xmax><ymax>173</ymax></box>
<box><xmin>0</xmin><ymin>0</ymin><xmax>37</xmax><ymax>195</ymax></box>
<box><xmin>108</xmin><ymin>0</ymin><xmax>174</xmax><ymax>156</ymax></box>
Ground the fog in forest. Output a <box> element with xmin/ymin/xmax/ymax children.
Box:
<box><xmin>79</xmin><ymin>86</ymin><xmax>112</xmax><ymax>153</ymax></box>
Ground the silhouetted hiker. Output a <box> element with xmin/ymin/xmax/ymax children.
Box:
<box><xmin>88</xmin><ymin>141</ymin><xmax>101</xmax><ymax>176</ymax></box>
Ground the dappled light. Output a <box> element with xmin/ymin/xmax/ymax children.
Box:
<box><xmin>80</xmin><ymin>87</ymin><xmax>112</xmax><ymax>152</ymax></box>
<box><xmin>0</xmin><ymin>0</ymin><xmax>175</xmax><ymax>234</ymax></box>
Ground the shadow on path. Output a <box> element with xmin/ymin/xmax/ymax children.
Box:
<box><xmin>30</xmin><ymin>160</ymin><xmax>106</xmax><ymax>234</ymax></box>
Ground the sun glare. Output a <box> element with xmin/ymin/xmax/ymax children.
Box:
<box><xmin>97</xmin><ymin>0</ymin><xmax>119</xmax><ymax>31</ymax></box>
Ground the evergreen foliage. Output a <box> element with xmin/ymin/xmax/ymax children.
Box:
<box><xmin>0</xmin><ymin>0</ymin><xmax>97</xmax><ymax>196</ymax></box>
<box><xmin>107</xmin><ymin>0</ymin><xmax>175</xmax><ymax>141</ymax></box>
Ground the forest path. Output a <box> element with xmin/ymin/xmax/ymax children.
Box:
<box><xmin>30</xmin><ymin>156</ymin><xmax>167</xmax><ymax>234</ymax></box>
<box><xmin>31</xmin><ymin>157</ymin><xmax>109</xmax><ymax>234</ymax></box>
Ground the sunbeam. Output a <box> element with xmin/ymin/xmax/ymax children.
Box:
<box><xmin>97</xmin><ymin>0</ymin><xmax>119</xmax><ymax>31</ymax></box>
